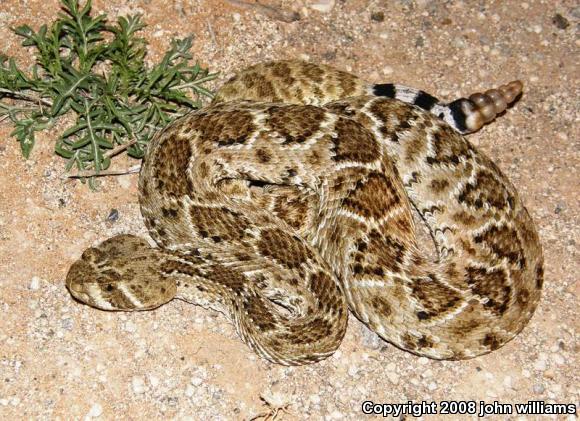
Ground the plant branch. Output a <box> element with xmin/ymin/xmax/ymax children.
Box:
<box><xmin>0</xmin><ymin>88</ymin><xmax>53</xmax><ymax>106</ymax></box>
<box><xmin>62</xmin><ymin>164</ymin><xmax>141</xmax><ymax>179</ymax></box>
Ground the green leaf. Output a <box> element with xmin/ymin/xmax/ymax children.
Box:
<box><xmin>1</xmin><ymin>0</ymin><xmax>215</xmax><ymax>186</ymax></box>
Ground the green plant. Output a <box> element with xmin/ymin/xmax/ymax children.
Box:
<box><xmin>0</xmin><ymin>0</ymin><xmax>216</xmax><ymax>185</ymax></box>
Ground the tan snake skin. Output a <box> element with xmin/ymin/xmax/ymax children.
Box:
<box><xmin>66</xmin><ymin>61</ymin><xmax>543</xmax><ymax>365</ymax></box>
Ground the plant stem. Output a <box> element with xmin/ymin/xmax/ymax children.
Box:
<box><xmin>170</xmin><ymin>74</ymin><xmax>219</xmax><ymax>90</ymax></box>
<box><xmin>62</xmin><ymin>164</ymin><xmax>141</xmax><ymax>179</ymax></box>
<box><xmin>0</xmin><ymin>88</ymin><xmax>53</xmax><ymax>106</ymax></box>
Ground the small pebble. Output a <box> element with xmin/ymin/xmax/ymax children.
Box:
<box><xmin>148</xmin><ymin>375</ymin><xmax>159</xmax><ymax>388</ymax></box>
<box><xmin>360</xmin><ymin>327</ymin><xmax>382</xmax><ymax>349</ymax></box>
<box><xmin>124</xmin><ymin>321</ymin><xmax>137</xmax><ymax>333</ymax></box>
<box><xmin>191</xmin><ymin>377</ymin><xmax>203</xmax><ymax>386</ymax></box>
<box><xmin>329</xmin><ymin>410</ymin><xmax>343</xmax><ymax>420</ymax></box>
<box><xmin>503</xmin><ymin>376</ymin><xmax>513</xmax><ymax>388</ymax></box>
<box><xmin>310</xmin><ymin>0</ymin><xmax>335</xmax><ymax>13</ymax></box>
<box><xmin>185</xmin><ymin>384</ymin><xmax>195</xmax><ymax>397</ymax></box>
<box><xmin>29</xmin><ymin>276</ymin><xmax>41</xmax><ymax>290</ymax></box>
<box><xmin>534</xmin><ymin>358</ymin><xmax>547</xmax><ymax>371</ymax></box>
<box><xmin>552</xmin><ymin>14</ymin><xmax>569</xmax><ymax>29</ymax></box>
<box><xmin>117</xmin><ymin>176</ymin><xmax>131</xmax><ymax>189</ymax></box>
<box><xmin>347</xmin><ymin>365</ymin><xmax>359</xmax><ymax>377</ymax></box>
<box><xmin>232</xmin><ymin>12</ymin><xmax>241</xmax><ymax>22</ymax></box>
<box><xmin>533</xmin><ymin>383</ymin><xmax>545</xmax><ymax>394</ymax></box>
<box><xmin>107</xmin><ymin>209</ymin><xmax>119</xmax><ymax>222</ymax></box>
<box><xmin>131</xmin><ymin>377</ymin><xmax>145</xmax><ymax>394</ymax></box>
<box><xmin>87</xmin><ymin>403</ymin><xmax>103</xmax><ymax>418</ymax></box>
<box><xmin>370</xmin><ymin>11</ymin><xmax>385</xmax><ymax>22</ymax></box>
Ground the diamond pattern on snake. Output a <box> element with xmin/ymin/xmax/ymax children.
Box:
<box><xmin>66</xmin><ymin>60</ymin><xmax>543</xmax><ymax>365</ymax></box>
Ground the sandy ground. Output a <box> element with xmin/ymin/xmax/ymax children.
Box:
<box><xmin>0</xmin><ymin>0</ymin><xmax>578</xmax><ymax>419</ymax></box>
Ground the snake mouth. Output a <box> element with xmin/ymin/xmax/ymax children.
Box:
<box><xmin>66</xmin><ymin>279</ymin><xmax>91</xmax><ymax>303</ymax></box>
<box><xmin>65</xmin><ymin>260</ymin><xmax>97</xmax><ymax>304</ymax></box>
<box><xmin>69</xmin><ymin>288</ymin><xmax>91</xmax><ymax>303</ymax></box>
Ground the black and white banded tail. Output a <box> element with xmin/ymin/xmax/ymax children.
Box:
<box><xmin>373</xmin><ymin>80</ymin><xmax>523</xmax><ymax>134</ymax></box>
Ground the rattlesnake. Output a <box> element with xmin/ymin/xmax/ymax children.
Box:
<box><xmin>66</xmin><ymin>60</ymin><xmax>543</xmax><ymax>365</ymax></box>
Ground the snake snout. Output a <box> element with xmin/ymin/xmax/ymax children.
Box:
<box><xmin>65</xmin><ymin>260</ymin><xmax>95</xmax><ymax>301</ymax></box>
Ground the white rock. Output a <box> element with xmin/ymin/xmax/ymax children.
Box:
<box><xmin>30</xmin><ymin>276</ymin><xmax>41</xmax><ymax>290</ymax></box>
<box><xmin>232</xmin><ymin>12</ymin><xmax>241</xmax><ymax>22</ymax></box>
<box><xmin>534</xmin><ymin>358</ymin><xmax>547</xmax><ymax>371</ymax></box>
<box><xmin>190</xmin><ymin>377</ymin><xmax>203</xmax><ymax>386</ymax></box>
<box><xmin>87</xmin><ymin>403</ymin><xmax>103</xmax><ymax>418</ymax></box>
<box><xmin>329</xmin><ymin>410</ymin><xmax>343</xmax><ymax>419</ymax></box>
<box><xmin>386</xmin><ymin>371</ymin><xmax>399</xmax><ymax>385</ymax></box>
<box><xmin>117</xmin><ymin>175</ymin><xmax>131</xmax><ymax>189</ymax></box>
<box><xmin>148</xmin><ymin>375</ymin><xmax>159</xmax><ymax>388</ymax></box>
<box><xmin>347</xmin><ymin>365</ymin><xmax>359</xmax><ymax>377</ymax></box>
<box><xmin>551</xmin><ymin>353</ymin><xmax>565</xmax><ymax>365</ymax></box>
<box><xmin>132</xmin><ymin>377</ymin><xmax>146</xmax><ymax>394</ymax></box>
<box><xmin>185</xmin><ymin>384</ymin><xmax>195</xmax><ymax>397</ymax></box>
<box><xmin>310</xmin><ymin>0</ymin><xmax>335</xmax><ymax>13</ymax></box>
<box><xmin>503</xmin><ymin>376</ymin><xmax>513</xmax><ymax>388</ymax></box>
<box><xmin>124</xmin><ymin>321</ymin><xmax>137</xmax><ymax>333</ymax></box>
<box><xmin>310</xmin><ymin>394</ymin><xmax>321</xmax><ymax>404</ymax></box>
